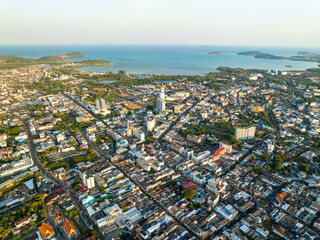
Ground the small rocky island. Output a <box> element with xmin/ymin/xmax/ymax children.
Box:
<box><xmin>208</xmin><ymin>51</ymin><xmax>221</xmax><ymax>55</ymax></box>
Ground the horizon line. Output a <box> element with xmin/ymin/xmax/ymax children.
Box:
<box><xmin>0</xmin><ymin>43</ymin><xmax>320</xmax><ymax>49</ymax></box>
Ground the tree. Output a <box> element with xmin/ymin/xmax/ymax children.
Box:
<box><xmin>118</xmin><ymin>70</ymin><xmax>126</xmax><ymax>75</ymax></box>
<box><xmin>54</xmin><ymin>112</ymin><xmax>62</xmax><ymax>118</ymax></box>
<box><xmin>147</xmin><ymin>105</ymin><xmax>154</xmax><ymax>110</ymax></box>
<box><xmin>10</xmin><ymin>126</ymin><xmax>21</xmax><ymax>135</ymax></box>
<box><xmin>71</xmin><ymin>178</ymin><xmax>81</xmax><ymax>190</ymax></box>
<box><xmin>262</xmin><ymin>220</ymin><xmax>272</xmax><ymax>230</ymax></box>
<box><xmin>300</xmin><ymin>164</ymin><xmax>310</xmax><ymax>173</ymax></box>
<box><xmin>273</xmin><ymin>161</ymin><xmax>282</xmax><ymax>171</ymax></box>
<box><xmin>184</xmin><ymin>189</ymin><xmax>195</xmax><ymax>200</ymax></box>
<box><xmin>99</xmin><ymin>186</ymin><xmax>106</xmax><ymax>194</ymax></box>
<box><xmin>187</xmin><ymin>203</ymin><xmax>194</xmax><ymax>209</ymax></box>
<box><xmin>262</xmin><ymin>151</ymin><xmax>270</xmax><ymax>161</ymax></box>
<box><xmin>253</xmin><ymin>166</ymin><xmax>262</xmax><ymax>174</ymax></box>
<box><xmin>145</xmin><ymin>136</ymin><xmax>155</xmax><ymax>142</ymax></box>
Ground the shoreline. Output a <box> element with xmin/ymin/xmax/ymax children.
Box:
<box><xmin>1</xmin><ymin>46</ymin><xmax>319</xmax><ymax>74</ymax></box>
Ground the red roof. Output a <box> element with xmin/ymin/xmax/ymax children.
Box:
<box><xmin>212</xmin><ymin>147</ymin><xmax>225</xmax><ymax>158</ymax></box>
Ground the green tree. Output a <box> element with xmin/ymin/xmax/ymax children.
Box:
<box><xmin>300</xmin><ymin>164</ymin><xmax>310</xmax><ymax>173</ymax></box>
<box><xmin>10</xmin><ymin>126</ymin><xmax>21</xmax><ymax>135</ymax></box>
<box><xmin>262</xmin><ymin>151</ymin><xmax>270</xmax><ymax>161</ymax></box>
<box><xmin>184</xmin><ymin>189</ymin><xmax>195</xmax><ymax>200</ymax></box>
<box><xmin>273</xmin><ymin>161</ymin><xmax>282</xmax><ymax>171</ymax></box>
<box><xmin>99</xmin><ymin>186</ymin><xmax>106</xmax><ymax>194</ymax></box>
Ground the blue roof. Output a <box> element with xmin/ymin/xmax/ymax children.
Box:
<box><xmin>206</xmin><ymin>175</ymin><xmax>214</xmax><ymax>180</ymax></box>
<box><xmin>221</xmin><ymin>208</ymin><xmax>232</xmax><ymax>216</ymax></box>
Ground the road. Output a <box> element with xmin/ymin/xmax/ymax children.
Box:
<box><xmin>65</xmin><ymin>92</ymin><xmax>268</xmax><ymax>238</ymax></box>
<box><xmin>65</xmin><ymin>93</ymin><xmax>202</xmax><ymax>239</ymax></box>
<box><xmin>80</xmin><ymin>131</ymin><xmax>202</xmax><ymax>240</ymax></box>
<box><xmin>268</xmin><ymin>107</ymin><xmax>280</xmax><ymax>134</ymax></box>
<box><xmin>43</xmin><ymin>198</ymin><xmax>64</xmax><ymax>240</ymax></box>
<box><xmin>20</xmin><ymin>117</ymin><xmax>105</xmax><ymax>240</ymax></box>
<box><xmin>64</xmin><ymin>92</ymin><xmax>312</xmax><ymax>239</ymax></box>
<box><xmin>153</xmin><ymin>96</ymin><xmax>267</xmax><ymax>236</ymax></box>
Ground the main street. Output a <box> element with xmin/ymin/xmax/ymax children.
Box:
<box><xmin>43</xmin><ymin>198</ymin><xmax>64</xmax><ymax>240</ymax></box>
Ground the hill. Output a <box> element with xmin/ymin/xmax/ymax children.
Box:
<box><xmin>0</xmin><ymin>52</ymin><xmax>93</xmax><ymax>69</ymax></box>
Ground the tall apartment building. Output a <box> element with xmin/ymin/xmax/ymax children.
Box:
<box><xmin>95</xmin><ymin>98</ymin><xmax>106</xmax><ymax>111</ymax></box>
<box><xmin>156</xmin><ymin>88</ymin><xmax>166</xmax><ymax>112</ymax></box>
<box><xmin>127</xmin><ymin>121</ymin><xmax>133</xmax><ymax>137</ymax></box>
<box><xmin>144</xmin><ymin>114</ymin><xmax>156</xmax><ymax>132</ymax></box>
<box><xmin>134</xmin><ymin>130</ymin><xmax>145</xmax><ymax>142</ymax></box>
<box><xmin>147</xmin><ymin>118</ymin><xmax>156</xmax><ymax>131</ymax></box>
<box><xmin>79</xmin><ymin>171</ymin><xmax>95</xmax><ymax>189</ymax></box>
<box><xmin>235</xmin><ymin>126</ymin><xmax>256</xmax><ymax>140</ymax></box>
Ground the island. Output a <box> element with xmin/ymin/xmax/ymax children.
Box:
<box><xmin>237</xmin><ymin>51</ymin><xmax>287</xmax><ymax>60</ymax></box>
<box><xmin>0</xmin><ymin>52</ymin><xmax>109</xmax><ymax>69</ymax></box>
<box><xmin>238</xmin><ymin>51</ymin><xmax>320</xmax><ymax>62</ymax></box>
<box><xmin>38</xmin><ymin>51</ymin><xmax>84</xmax><ymax>61</ymax></box>
<box><xmin>290</xmin><ymin>52</ymin><xmax>320</xmax><ymax>62</ymax></box>
<box><xmin>208</xmin><ymin>51</ymin><xmax>221</xmax><ymax>55</ymax></box>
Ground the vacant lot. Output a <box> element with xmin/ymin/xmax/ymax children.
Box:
<box><xmin>127</xmin><ymin>103</ymin><xmax>142</xmax><ymax>110</ymax></box>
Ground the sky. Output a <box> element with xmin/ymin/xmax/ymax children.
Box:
<box><xmin>0</xmin><ymin>0</ymin><xmax>320</xmax><ymax>47</ymax></box>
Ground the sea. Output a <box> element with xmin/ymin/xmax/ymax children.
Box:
<box><xmin>0</xmin><ymin>45</ymin><xmax>319</xmax><ymax>75</ymax></box>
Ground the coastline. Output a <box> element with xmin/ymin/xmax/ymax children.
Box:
<box><xmin>0</xmin><ymin>45</ymin><xmax>319</xmax><ymax>75</ymax></box>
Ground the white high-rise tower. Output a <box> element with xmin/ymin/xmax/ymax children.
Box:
<box><xmin>156</xmin><ymin>88</ymin><xmax>166</xmax><ymax>112</ymax></box>
<box><xmin>95</xmin><ymin>98</ymin><xmax>106</xmax><ymax>111</ymax></box>
<box><xmin>79</xmin><ymin>171</ymin><xmax>95</xmax><ymax>189</ymax></box>
<box><xmin>235</xmin><ymin>126</ymin><xmax>256</xmax><ymax>140</ymax></box>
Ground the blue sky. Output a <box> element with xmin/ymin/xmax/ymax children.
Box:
<box><xmin>0</xmin><ymin>0</ymin><xmax>319</xmax><ymax>46</ymax></box>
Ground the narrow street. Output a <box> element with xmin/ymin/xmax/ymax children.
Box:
<box><xmin>20</xmin><ymin>116</ymin><xmax>105</xmax><ymax>240</ymax></box>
